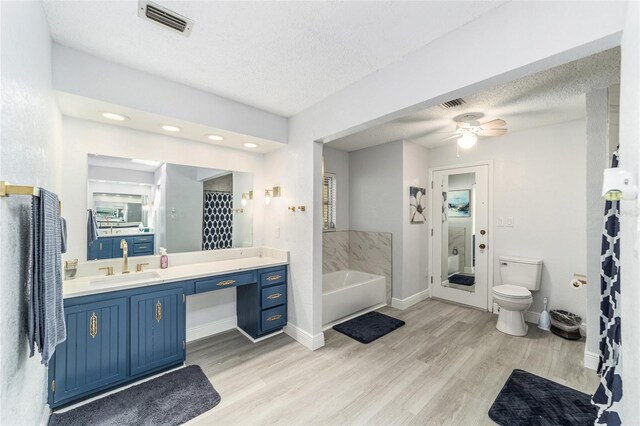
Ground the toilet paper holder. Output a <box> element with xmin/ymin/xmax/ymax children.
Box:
<box><xmin>571</xmin><ymin>273</ymin><xmax>587</xmax><ymax>288</ymax></box>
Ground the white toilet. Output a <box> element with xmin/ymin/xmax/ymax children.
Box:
<box><xmin>492</xmin><ymin>255</ymin><xmax>543</xmax><ymax>336</ymax></box>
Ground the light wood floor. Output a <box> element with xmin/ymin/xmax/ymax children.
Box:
<box><xmin>186</xmin><ymin>299</ymin><xmax>599</xmax><ymax>425</ymax></box>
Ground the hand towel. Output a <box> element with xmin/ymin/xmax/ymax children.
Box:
<box><xmin>87</xmin><ymin>209</ymin><xmax>98</xmax><ymax>244</ymax></box>
<box><xmin>28</xmin><ymin>189</ymin><xmax>66</xmax><ymax>366</ymax></box>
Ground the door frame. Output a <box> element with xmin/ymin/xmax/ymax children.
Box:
<box><xmin>428</xmin><ymin>160</ymin><xmax>494</xmax><ymax>311</ymax></box>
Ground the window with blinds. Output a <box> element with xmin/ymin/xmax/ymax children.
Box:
<box><xmin>323</xmin><ymin>173</ymin><xmax>337</xmax><ymax>230</ymax></box>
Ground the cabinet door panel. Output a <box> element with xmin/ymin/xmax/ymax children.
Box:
<box><xmin>130</xmin><ymin>287</ymin><xmax>185</xmax><ymax>376</ymax></box>
<box><xmin>52</xmin><ymin>297</ymin><xmax>128</xmax><ymax>405</ymax></box>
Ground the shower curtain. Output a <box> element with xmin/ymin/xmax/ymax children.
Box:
<box><xmin>592</xmin><ymin>150</ymin><xmax>622</xmax><ymax>425</ymax></box>
<box><xmin>202</xmin><ymin>191</ymin><xmax>233</xmax><ymax>250</ymax></box>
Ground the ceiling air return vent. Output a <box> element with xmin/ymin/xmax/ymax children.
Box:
<box><xmin>439</xmin><ymin>98</ymin><xmax>466</xmax><ymax>109</ymax></box>
<box><xmin>138</xmin><ymin>0</ymin><xmax>194</xmax><ymax>37</ymax></box>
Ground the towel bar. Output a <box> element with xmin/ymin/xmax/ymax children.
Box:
<box><xmin>1</xmin><ymin>181</ymin><xmax>62</xmax><ymax>213</ymax></box>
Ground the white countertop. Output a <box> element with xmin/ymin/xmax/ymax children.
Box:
<box><xmin>64</xmin><ymin>254</ymin><xmax>287</xmax><ymax>299</ymax></box>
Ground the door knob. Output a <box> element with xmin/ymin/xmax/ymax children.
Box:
<box><xmin>479</xmin><ymin>244</ymin><xmax>486</xmax><ymax>249</ymax></box>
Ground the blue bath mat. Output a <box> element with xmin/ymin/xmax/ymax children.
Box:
<box><xmin>333</xmin><ymin>311</ymin><xmax>405</xmax><ymax>344</ymax></box>
<box><xmin>488</xmin><ymin>369</ymin><xmax>596</xmax><ymax>426</ymax></box>
<box><xmin>449</xmin><ymin>274</ymin><xmax>475</xmax><ymax>286</ymax></box>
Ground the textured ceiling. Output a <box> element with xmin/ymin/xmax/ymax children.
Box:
<box><xmin>327</xmin><ymin>48</ymin><xmax>621</xmax><ymax>152</ymax></box>
<box><xmin>43</xmin><ymin>1</ymin><xmax>505</xmax><ymax>117</ymax></box>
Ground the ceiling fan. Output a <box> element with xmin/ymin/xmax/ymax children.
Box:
<box><xmin>450</xmin><ymin>113</ymin><xmax>508</xmax><ymax>150</ymax></box>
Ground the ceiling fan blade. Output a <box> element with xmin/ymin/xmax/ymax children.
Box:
<box><xmin>478</xmin><ymin>128</ymin><xmax>508</xmax><ymax>136</ymax></box>
<box><xmin>479</xmin><ymin>119</ymin><xmax>506</xmax><ymax>130</ymax></box>
<box><xmin>456</xmin><ymin>122</ymin><xmax>471</xmax><ymax>130</ymax></box>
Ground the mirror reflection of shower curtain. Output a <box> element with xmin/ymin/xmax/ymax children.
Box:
<box><xmin>202</xmin><ymin>191</ymin><xmax>233</xmax><ymax>250</ymax></box>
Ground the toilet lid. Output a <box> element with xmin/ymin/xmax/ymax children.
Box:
<box><xmin>492</xmin><ymin>284</ymin><xmax>531</xmax><ymax>299</ymax></box>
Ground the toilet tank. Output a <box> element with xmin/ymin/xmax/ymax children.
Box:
<box><xmin>499</xmin><ymin>255</ymin><xmax>543</xmax><ymax>290</ymax></box>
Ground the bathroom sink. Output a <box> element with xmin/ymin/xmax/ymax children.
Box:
<box><xmin>90</xmin><ymin>271</ymin><xmax>161</xmax><ymax>286</ymax></box>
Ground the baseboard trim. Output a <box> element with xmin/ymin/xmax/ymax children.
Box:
<box><xmin>236</xmin><ymin>326</ymin><xmax>283</xmax><ymax>343</ymax></box>
<box><xmin>584</xmin><ymin>350</ymin><xmax>600</xmax><ymax>371</ymax></box>
<box><xmin>284</xmin><ymin>323</ymin><xmax>325</xmax><ymax>351</ymax></box>
<box><xmin>186</xmin><ymin>316</ymin><xmax>236</xmax><ymax>342</ymax></box>
<box><xmin>40</xmin><ymin>403</ymin><xmax>51</xmax><ymax>426</ymax></box>
<box><xmin>391</xmin><ymin>288</ymin><xmax>430</xmax><ymax>310</ymax></box>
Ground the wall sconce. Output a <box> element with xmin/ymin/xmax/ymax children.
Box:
<box><xmin>241</xmin><ymin>193</ymin><xmax>248</xmax><ymax>207</ymax></box>
<box><xmin>602</xmin><ymin>168</ymin><xmax>638</xmax><ymax>201</ymax></box>
<box><xmin>264</xmin><ymin>186</ymin><xmax>281</xmax><ymax>205</ymax></box>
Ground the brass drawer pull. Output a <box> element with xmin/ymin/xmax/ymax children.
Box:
<box><xmin>156</xmin><ymin>300</ymin><xmax>162</xmax><ymax>322</ymax></box>
<box><xmin>266</xmin><ymin>275</ymin><xmax>282</xmax><ymax>281</ymax></box>
<box><xmin>267</xmin><ymin>314</ymin><xmax>282</xmax><ymax>321</ymax></box>
<box><xmin>217</xmin><ymin>279</ymin><xmax>236</xmax><ymax>287</ymax></box>
<box><xmin>89</xmin><ymin>312</ymin><xmax>98</xmax><ymax>338</ymax></box>
<box><xmin>267</xmin><ymin>293</ymin><xmax>282</xmax><ymax>300</ymax></box>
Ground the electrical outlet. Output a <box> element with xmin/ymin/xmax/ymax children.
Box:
<box><xmin>506</xmin><ymin>217</ymin><xmax>514</xmax><ymax>227</ymax></box>
<box><xmin>497</xmin><ymin>217</ymin><xmax>504</xmax><ymax>227</ymax></box>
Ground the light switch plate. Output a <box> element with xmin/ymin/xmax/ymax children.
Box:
<box><xmin>506</xmin><ymin>217</ymin><xmax>514</xmax><ymax>227</ymax></box>
<box><xmin>497</xmin><ymin>217</ymin><xmax>504</xmax><ymax>227</ymax></box>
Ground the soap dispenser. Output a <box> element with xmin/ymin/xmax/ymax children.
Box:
<box><xmin>159</xmin><ymin>247</ymin><xmax>169</xmax><ymax>269</ymax></box>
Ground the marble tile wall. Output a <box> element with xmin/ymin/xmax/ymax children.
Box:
<box><xmin>322</xmin><ymin>231</ymin><xmax>349</xmax><ymax>273</ymax></box>
<box><xmin>322</xmin><ymin>230</ymin><xmax>393</xmax><ymax>304</ymax></box>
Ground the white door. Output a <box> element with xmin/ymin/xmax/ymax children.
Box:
<box><xmin>431</xmin><ymin>165</ymin><xmax>489</xmax><ymax>310</ymax></box>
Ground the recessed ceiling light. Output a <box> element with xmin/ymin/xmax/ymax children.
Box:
<box><xmin>243</xmin><ymin>143</ymin><xmax>258</xmax><ymax>148</ymax></box>
<box><xmin>207</xmin><ymin>134</ymin><xmax>225</xmax><ymax>141</ymax></box>
<box><xmin>161</xmin><ymin>124</ymin><xmax>181</xmax><ymax>132</ymax></box>
<box><xmin>101</xmin><ymin>112</ymin><xmax>129</xmax><ymax>121</ymax></box>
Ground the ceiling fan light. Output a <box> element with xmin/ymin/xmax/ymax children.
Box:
<box><xmin>457</xmin><ymin>132</ymin><xmax>477</xmax><ymax>149</ymax></box>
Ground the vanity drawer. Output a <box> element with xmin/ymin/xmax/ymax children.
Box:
<box><xmin>132</xmin><ymin>243</ymin><xmax>153</xmax><ymax>255</ymax></box>
<box><xmin>260</xmin><ymin>268</ymin><xmax>286</xmax><ymax>287</ymax></box>
<box><xmin>261</xmin><ymin>284</ymin><xmax>286</xmax><ymax>309</ymax></box>
<box><xmin>132</xmin><ymin>236</ymin><xmax>154</xmax><ymax>244</ymax></box>
<box><xmin>195</xmin><ymin>271</ymin><xmax>257</xmax><ymax>293</ymax></box>
<box><xmin>260</xmin><ymin>305</ymin><xmax>287</xmax><ymax>332</ymax></box>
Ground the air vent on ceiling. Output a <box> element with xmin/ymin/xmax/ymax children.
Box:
<box><xmin>138</xmin><ymin>0</ymin><xmax>194</xmax><ymax>37</ymax></box>
<box><xmin>439</xmin><ymin>98</ymin><xmax>466</xmax><ymax>109</ymax></box>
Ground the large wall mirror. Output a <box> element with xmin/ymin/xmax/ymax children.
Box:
<box><xmin>86</xmin><ymin>154</ymin><xmax>253</xmax><ymax>260</ymax></box>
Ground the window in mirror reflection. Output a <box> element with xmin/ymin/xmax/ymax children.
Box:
<box><xmin>86</xmin><ymin>155</ymin><xmax>253</xmax><ymax>261</ymax></box>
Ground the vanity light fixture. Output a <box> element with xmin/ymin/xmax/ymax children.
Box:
<box><xmin>602</xmin><ymin>168</ymin><xmax>638</xmax><ymax>201</ymax></box>
<box><xmin>207</xmin><ymin>134</ymin><xmax>224</xmax><ymax>141</ymax></box>
<box><xmin>161</xmin><ymin>124</ymin><xmax>181</xmax><ymax>132</ymax></box>
<box><xmin>264</xmin><ymin>189</ymin><xmax>272</xmax><ymax>205</ymax></box>
<box><xmin>243</xmin><ymin>143</ymin><xmax>258</xmax><ymax>148</ymax></box>
<box><xmin>101</xmin><ymin>112</ymin><xmax>130</xmax><ymax>121</ymax></box>
<box><xmin>264</xmin><ymin>187</ymin><xmax>281</xmax><ymax>205</ymax></box>
<box><xmin>457</xmin><ymin>131</ymin><xmax>477</xmax><ymax>149</ymax></box>
<box><xmin>241</xmin><ymin>193</ymin><xmax>248</xmax><ymax>207</ymax></box>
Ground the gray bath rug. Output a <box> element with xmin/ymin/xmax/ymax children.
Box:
<box><xmin>488</xmin><ymin>369</ymin><xmax>596</xmax><ymax>426</ymax></box>
<box><xmin>333</xmin><ymin>311</ymin><xmax>405</xmax><ymax>344</ymax></box>
<box><xmin>49</xmin><ymin>365</ymin><xmax>220</xmax><ymax>426</ymax></box>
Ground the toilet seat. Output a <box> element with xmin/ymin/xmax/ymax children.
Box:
<box><xmin>492</xmin><ymin>284</ymin><xmax>531</xmax><ymax>299</ymax></box>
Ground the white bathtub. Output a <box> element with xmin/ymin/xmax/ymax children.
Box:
<box><xmin>323</xmin><ymin>270</ymin><xmax>386</xmax><ymax>326</ymax></box>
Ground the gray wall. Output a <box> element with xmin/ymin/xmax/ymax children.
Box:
<box><xmin>165</xmin><ymin>164</ymin><xmax>204</xmax><ymax>253</ymax></box>
<box><xmin>323</xmin><ymin>147</ymin><xmax>350</xmax><ymax>231</ymax></box>
<box><xmin>0</xmin><ymin>2</ymin><xmax>63</xmax><ymax>424</ymax></box>
<box><xmin>349</xmin><ymin>141</ymin><xmax>404</xmax><ymax>298</ymax></box>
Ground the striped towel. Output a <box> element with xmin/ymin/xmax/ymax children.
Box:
<box><xmin>28</xmin><ymin>188</ymin><xmax>66</xmax><ymax>366</ymax></box>
<box><xmin>87</xmin><ymin>209</ymin><xmax>99</xmax><ymax>244</ymax></box>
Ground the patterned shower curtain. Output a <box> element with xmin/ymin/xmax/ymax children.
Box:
<box><xmin>592</xmin><ymin>150</ymin><xmax>622</xmax><ymax>425</ymax></box>
<box><xmin>202</xmin><ymin>191</ymin><xmax>233</xmax><ymax>250</ymax></box>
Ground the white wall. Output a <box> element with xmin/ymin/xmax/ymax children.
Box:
<box><xmin>349</xmin><ymin>141</ymin><xmax>404</xmax><ymax>298</ymax></box>
<box><xmin>585</xmin><ymin>89</ymin><xmax>610</xmax><ymax>357</ymax></box>
<box><xmin>401</xmin><ymin>141</ymin><xmax>429</xmax><ymax>300</ymax></box>
<box><xmin>322</xmin><ymin>147</ymin><xmax>349</xmax><ymax>231</ymax></box>
<box><xmin>618</xmin><ymin>2</ymin><xmax>640</xmax><ymax>422</ymax></box>
<box><xmin>0</xmin><ymin>2</ymin><xmax>62</xmax><ymax>425</ymax></box>
<box><xmin>428</xmin><ymin>120</ymin><xmax>588</xmax><ymax>319</ymax></box>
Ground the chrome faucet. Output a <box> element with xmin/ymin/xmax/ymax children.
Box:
<box><xmin>120</xmin><ymin>239</ymin><xmax>130</xmax><ymax>274</ymax></box>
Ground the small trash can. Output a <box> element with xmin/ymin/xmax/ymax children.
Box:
<box><xmin>549</xmin><ymin>310</ymin><xmax>582</xmax><ymax>340</ymax></box>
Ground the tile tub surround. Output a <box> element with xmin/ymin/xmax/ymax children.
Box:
<box><xmin>323</xmin><ymin>231</ymin><xmax>349</xmax><ymax>273</ymax></box>
<box><xmin>64</xmin><ymin>247</ymin><xmax>289</xmax><ymax>298</ymax></box>
<box><xmin>322</xmin><ymin>231</ymin><xmax>392</xmax><ymax>304</ymax></box>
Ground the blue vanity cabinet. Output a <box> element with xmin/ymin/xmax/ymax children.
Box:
<box><xmin>88</xmin><ymin>238</ymin><xmax>113</xmax><ymax>260</ymax></box>
<box><xmin>130</xmin><ymin>287</ymin><xmax>186</xmax><ymax>377</ymax></box>
<box><xmin>49</xmin><ymin>296</ymin><xmax>128</xmax><ymax>407</ymax></box>
<box><xmin>237</xmin><ymin>266</ymin><xmax>288</xmax><ymax>339</ymax></box>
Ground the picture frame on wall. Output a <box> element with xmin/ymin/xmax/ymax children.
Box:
<box><xmin>447</xmin><ymin>189</ymin><xmax>471</xmax><ymax>217</ymax></box>
<box><xmin>409</xmin><ymin>186</ymin><xmax>426</xmax><ymax>223</ymax></box>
